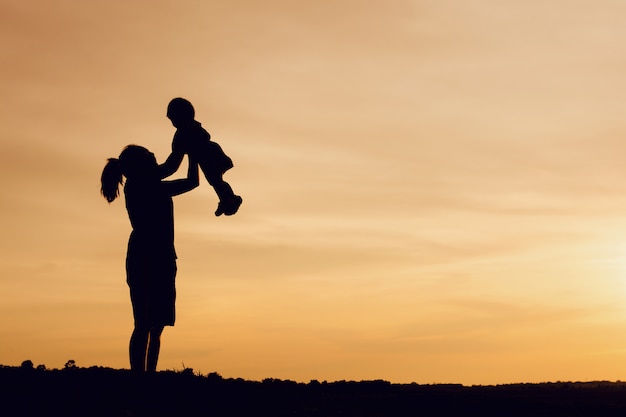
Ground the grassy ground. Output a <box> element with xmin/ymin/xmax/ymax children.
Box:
<box><xmin>2</xmin><ymin>364</ymin><xmax>626</xmax><ymax>416</ymax></box>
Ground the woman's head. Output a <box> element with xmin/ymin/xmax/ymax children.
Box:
<box><xmin>101</xmin><ymin>145</ymin><xmax>158</xmax><ymax>202</ymax></box>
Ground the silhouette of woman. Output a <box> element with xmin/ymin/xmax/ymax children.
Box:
<box><xmin>101</xmin><ymin>145</ymin><xmax>198</xmax><ymax>372</ymax></box>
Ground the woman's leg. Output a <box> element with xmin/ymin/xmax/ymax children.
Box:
<box><xmin>147</xmin><ymin>325</ymin><xmax>165</xmax><ymax>372</ymax></box>
<box><xmin>129</xmin><ymin>325</ymin><xmax>149</xmax><ymax>372</ymax></box>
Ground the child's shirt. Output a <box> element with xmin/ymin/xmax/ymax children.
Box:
<box><xmin>171</xmin><ymin>120</ymin><xmax>211</xmax><ymax>156</ymax></box>
<box><xmin>171</xmin><ymin>121</ymin><xmax>233</xmax><ymax>176</ymax></box>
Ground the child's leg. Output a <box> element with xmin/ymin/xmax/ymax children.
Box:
<box><xmin>198</xmin><ymin>158</ymin><xmax>242</xmax><ymax>215</ymax></box>
<box><xmin>198</xmin><ymin>158</ymin><xmax>235</xmax><ymax>199</ymax></box>
<box><xmin>211</xmin><ymin>177</ymin><xmax>236</xmax><ymax>202</ymax></box>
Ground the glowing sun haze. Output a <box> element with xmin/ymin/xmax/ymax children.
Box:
<box><xmin>2</xmin><ymin>0</ymin><xmax>626</xmax><ymax>384</ymax></box>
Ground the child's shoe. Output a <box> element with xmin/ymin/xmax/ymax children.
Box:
<box><xmin>224</xmin><ymin>195</ymin><xmax>243</xmax><ymax>216</ymax></box>
<box><xmin>215</xmin><ymin>201</ymin><xmax>226</xmax><ymax>216</ymax></box>
<box><xmin>214</xmin><ymin>195</ymin><xmax>243</xmax><ymax>217</ymax></box>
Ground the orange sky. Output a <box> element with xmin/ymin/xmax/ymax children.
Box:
<box><xmin>2</xmin><ymin>0</ymin><xmax>626</xmax><ymax>384</ymax></box>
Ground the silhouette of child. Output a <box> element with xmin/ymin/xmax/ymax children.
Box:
<box><xmin>160</xmin><ymin>97</ymin><xmax>242</xmax><ymax>216</ymax></box>
<box><xmin>101</xmin><ymin>145</ymin><xmax>199</xmax><ymax>372</ymax></box>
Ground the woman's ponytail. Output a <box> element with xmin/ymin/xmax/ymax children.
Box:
<box><xmin>101</xmin><ymin>158</ymin><xmax>123</xmax><ymax>202</ymax></box>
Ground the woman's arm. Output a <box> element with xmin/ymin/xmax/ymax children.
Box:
<box><xmin>163</xmin><ymin>155</ymin><xmax>199</xmax><ymax>197</ymax></box>
<box><xmin>158</xmin><ymin>150</ymin><xmax>185</xmax><ymax>179</ymax></box>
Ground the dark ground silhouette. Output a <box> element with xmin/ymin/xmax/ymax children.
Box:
<box><xmin>2</xmin><ymin>364</ymin><xmax>626</xmax><ymax>417</ymax></box>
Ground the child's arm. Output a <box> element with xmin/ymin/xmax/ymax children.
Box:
<box><xmin>159</xmin><ymin>149</ymin><xmax>185</xmax><ymax>179</ymax></box>
<box><xmin>163</xmin><ymin>155</ymin><xmax>199</xmax><ymax>197</ymax></box>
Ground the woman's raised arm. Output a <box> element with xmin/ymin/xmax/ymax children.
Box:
<box><xmin>163</xmin><ymin>155</ymin><xmax>199</xmax><ymax>197</ymax></box>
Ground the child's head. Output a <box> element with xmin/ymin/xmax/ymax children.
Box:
<box><xmin>101</xmin><ymin>145</ymin><xmax>158</xmax><ymax>202</ymax></box>
<box><xmin>167</xmin><ymin>97</ymin><xmax>195</xmax><ymax>128</ymax></box>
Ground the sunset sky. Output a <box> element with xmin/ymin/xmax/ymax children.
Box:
<box><xmin>2</xmin><ymin>0</ymin><xmax>626</xmax><ymax>385</ymax></box>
